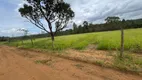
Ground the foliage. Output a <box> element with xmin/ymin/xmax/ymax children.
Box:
<box><xmin>105</xmin><ymin>16</ymin><xmax>120</xmax><ymax>23</ymax></box>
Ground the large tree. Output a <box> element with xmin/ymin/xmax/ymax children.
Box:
<box><xmin>19</xmin><ymin>0</ymin><xmax>74</xmax><ymax>48</ymax></box>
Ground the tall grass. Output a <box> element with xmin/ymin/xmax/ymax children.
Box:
<box><xmin>3</xmin><ymin>28</ymin><xmax>142</xmax><ymax>51</ymax></box>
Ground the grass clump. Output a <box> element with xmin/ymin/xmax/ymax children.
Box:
<box><xmin>35</xmin><ymin>60</ymin><xmax>49</xmax><ymax>64</ymax></box>
<box><xmin>95</xmin><ymin>60</ymin><xmax>105</xmax><ymax>67</ymax></box>
<box><xmin>113</xmin><ymin>52</ymin><xmax>142</xmax><ymax>73</ymax></box>
<box><xmin>74</xmin><ymin>64</ymin><xmax>84</xmax><ymax>69</ymax></box>
<box><xmin>35</xmin><ymin>59</ymin><xmax>53</xmax><ymax>66</ymax></box>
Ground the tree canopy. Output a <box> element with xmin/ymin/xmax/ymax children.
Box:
<box><xmin>105</xmin><ymin>16</ymin><xmax>120</xmax><ymax>23</ymax></box>
<box><xmin>19</xmin><ymin>0</ymin><xmax>75</xmax><ymax>42</ymax></box>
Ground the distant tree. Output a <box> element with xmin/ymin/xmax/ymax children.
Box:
<box><xmin>18</xmin><ymin>28</ymin><xmax>34</xmax><ymax>46</ymax></box>
<box><xmin>83</xmin><ymin>21</ymin><xmax>89</xmax><ymax>32</ymax></box>
<box><xmin>18</xmin><ymin>28</ymin><xmax>28</xmax><ymax>36</ymax></box>
<box><xmin>105</xmin><ymin>16</ymin><xmax>120</xmax><ymax>23</ymax></box>
<box><xmin>73</xmin><ymin>23</ymin><xmax>77</xmax><ymax>33</ymax></box>
<box><xmin>19</xmin><ymin>0</ymin><xmax>74</xmax><ymax>49</ymax></box>
<box><xmin>83</xmin><ymin>21</ymin><xmax>89</xmax><ymax>27</ymax></box>
<box><xmin>88</xmin><ymin>23</ymin><xmax>93</xmax><ymax>32</ymax></box>
<box><xmin>18</xmin><ymin>28</ymin><xmax>28</xmax><ymax>44</ymax></box>
<box><xmin>78</xmin><ymin>25</ymin><xmax>83</xmax><ymax>33</ymax></box>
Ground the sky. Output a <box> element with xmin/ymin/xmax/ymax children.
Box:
<box><xmin>0</xmin><ymin>0</ymin><xmax>142</xmax><ymax>37</ymax></box>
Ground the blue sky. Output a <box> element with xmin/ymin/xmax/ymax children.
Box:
<box><xmin>0</xmin><ymin>0</ymin><xmax>40</xmax><ymax>37</ymax></box>
<box><xmin>0</xmin><ymin>0</ymin><xmax>142</xmax><ymax>37</ymax></box>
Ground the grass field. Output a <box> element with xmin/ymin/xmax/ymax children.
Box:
<box><xmin>3</xmin><ymin>28</ymin><xmax>142</xmax><ymax>51</ymax></box>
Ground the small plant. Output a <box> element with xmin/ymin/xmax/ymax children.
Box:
<box><xmin>74</xmin><ymin>64</ymin><xmax>84</xmax><ymax>69</ymax></box>
<box><xmin>35</xmin><ymin>60</ymin><xmax>48</xmax><ymax>64</ymax></box>
<box><xmin>35</xmin><ymin>59</ymin><xmax>52</xmax><ymax>66</ymax></box>
<box><xmin>95</xmin><ymin>61</ymin><xmax>104</xmax><ymax>66</ymax></box>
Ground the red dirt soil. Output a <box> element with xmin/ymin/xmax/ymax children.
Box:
<box><xmin>0</xmin><ymin>46</ymin><xmax>142</xmax><ymax>80</ymax></box>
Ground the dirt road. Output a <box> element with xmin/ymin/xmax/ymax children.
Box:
<box><xmin>0</xmin><ymin>46</ymin><xmax>141</xmax><ymax>80</ymax></box>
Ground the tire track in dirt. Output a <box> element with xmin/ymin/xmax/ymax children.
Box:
<box><xmin>0</xmin><ymin>46</ymin><xmax>64</xmax><ymax>80</ymax></box>
<box><xmin>0</xmin><ymin>46</ymin><xmax>142</xmax><ymax>80</ymax></box>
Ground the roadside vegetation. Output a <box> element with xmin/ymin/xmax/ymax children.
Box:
<box><xmin>60</xmin><ymin>51</ymin><xmax>142</xmax><ymax>75</ymax></box>
<box><xmin>4</xmin><ymin>28</ymin><xmax>142</xmax><ymax>52</ymax></box>
<box><xmin>1</xmin><ymin>28</ymin><xmax>142</xmax><ymax>75</ymax></box>
<box><xmin>113</xmin><ymin>53</ymin><xmax>142</xmax><ymax>74</ymax></box>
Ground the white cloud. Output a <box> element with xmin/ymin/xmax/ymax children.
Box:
<box><xmin>65</xmin><ymin>0</ymin><xmax>142</xmax><ymax>24</ymax></box>
<box><xmin>0</xmin><ymin>28</ymin><xmax>23</xmax><ymax>37</ymax></box>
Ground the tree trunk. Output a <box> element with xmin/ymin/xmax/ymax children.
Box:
<box><xmin>51</xmin><ymin>33</ymin><xmax>55</xmax><ymax>50</ymax></box>
<box><xmin>8</xmin><ymin>38</ymin><xmax>10</xmax><ymax>44</ymax></box>
<box><xmin>120</xmin><ymin>26</ymin><xmax>124</xmax><ymax>58</ymax></box>
<box><xmin>48</xmin><ymin>21</ymin><xmax>55</xmax><ymax>50</ymax></box>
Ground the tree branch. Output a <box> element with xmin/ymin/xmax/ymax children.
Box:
<box><xmin>55</xmin><ymin>21</ymin><xmax>68</xmax><ymax>35</ymax></box>
<box><xmin>25</xmin><ymin>16</ymin><xmax>49</xmax><ymax>33</ymax></box>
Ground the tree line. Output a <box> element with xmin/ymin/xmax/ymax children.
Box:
<box><xmin>0</xmin><ymin>37</ymin><xmax>9</xmax><ymax>42</ymax></box>
<box><xmin>56</xmin><ymin>18</ymin><xmax>142</xmax><ymax>36</ymax></box>
<box><xmin>1</xmin><ymin>17</ymin><xmax>142</xmax><ymax>42</ymax></box>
